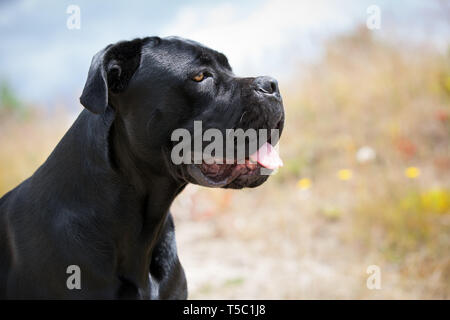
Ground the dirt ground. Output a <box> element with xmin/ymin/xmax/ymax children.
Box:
<box><xmin>172</xmin><ymin>184</ymin><xmax>447</xmax><ymax>299</ymax></box>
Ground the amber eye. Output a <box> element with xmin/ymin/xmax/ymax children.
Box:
<box><xmin>192</xmin><ymin>72</ymin><xmax>205</xmax><ymax>82</ymax></box>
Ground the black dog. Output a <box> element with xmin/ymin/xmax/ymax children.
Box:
<box><xmin>0</xmin><ymin>36</ymin><xmax>284</xmax><ymax>299</ymax></box>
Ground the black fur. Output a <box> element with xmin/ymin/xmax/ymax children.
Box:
<box><xmin>0</xmin><ymin>36</ymin><xmax>284</xmax><ymax>299</ymax></box>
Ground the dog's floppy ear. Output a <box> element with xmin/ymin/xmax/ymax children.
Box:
<box><xmin>80</xmin><ymin>38</ymin><xmax>148</xmax><ymax>114</ymax></box>
<box><xmin>79</xmin><ymin>45</ymin><xmax>111</xmax><ymax>114</ymax></box>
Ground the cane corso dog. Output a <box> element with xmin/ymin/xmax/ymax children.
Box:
<box><xmin>0</xmin><ymin>36</ymin><xmax>284</xmax><ymax>299</ymax></box>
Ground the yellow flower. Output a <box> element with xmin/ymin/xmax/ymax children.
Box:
<box><xmin>297</xmin><ymin>178</ymin><xmax>311</xmax><ymax>190</ymax></box>
<box><xmin>337</xmin><ymin>169</ymin><xmax>352</xmax><ymax>181</ymax></box>
<box><xmin>444</xmin><ymin>76</ymin><xmax>450</xmax><ymax>93</ymax></box>
<box><xmin>420</xmin><ymin>189</ymin><xmax>450</xmax><ymax>214</ymax></box>
<box><xmin>405</xmin><ymin>167</ymin><xmax>420</xmax><ymax>179</ymax></box>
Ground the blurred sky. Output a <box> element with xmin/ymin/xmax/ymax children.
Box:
<box><xmin>0</xmin><ymin>0</ymin><xmax>448</xmax><ymax>110</ymax></box>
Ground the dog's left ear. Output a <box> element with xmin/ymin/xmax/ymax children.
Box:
<box><xmin>80</xmin><ymin>38</ymin><xmax>147</xmax><ymax>114</ymax></box>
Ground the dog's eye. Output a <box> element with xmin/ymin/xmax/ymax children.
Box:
<box><xmin>192</xmin><ymin>72</ymin><xmax>205</xmax><ymax>82</ymax></box>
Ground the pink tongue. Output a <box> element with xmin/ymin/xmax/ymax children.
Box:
<box><xmin>249</xmin><ymin>142</ymin><xmax>283</xmax><ymax>170</ymax></box>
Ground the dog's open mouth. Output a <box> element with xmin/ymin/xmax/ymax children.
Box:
<box><xmin>187</xmin><ymin>142</ymin><xmax>283</xmax><ymax>187</ymax></box>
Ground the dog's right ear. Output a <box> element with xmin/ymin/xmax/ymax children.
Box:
<box><xmin>80</xmin><ymin>38</ymin><xmax>154</xmax><ymax>114</ymax></box>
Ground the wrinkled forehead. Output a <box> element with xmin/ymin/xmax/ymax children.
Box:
<box><xmin>141</xmin><ymin>36</ymin><xmax>232</xmax><ymax>73</ymax></box>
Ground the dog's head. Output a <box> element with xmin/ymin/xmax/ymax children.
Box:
<box><xmin>80</xmin><ymin>37</ymin><xmax>284</xmax><ymax>189</ymax></box>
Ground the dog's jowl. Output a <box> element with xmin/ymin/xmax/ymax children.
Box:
<box><xmin>0</xmin><ymin>36</ymin><xmax>284</xmax><ymax>299</ymax></box>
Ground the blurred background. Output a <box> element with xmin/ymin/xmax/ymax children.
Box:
<box><xmin>0</xmin><ymin>0</ymin><xmax>449</xmax><ymax>299</ymax></box>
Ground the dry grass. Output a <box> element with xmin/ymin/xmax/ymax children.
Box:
<box><xmin>1</xmin><ymin>27</ymin><xmax>449</xmax><ymax>299</ymax></box>
<box><xmin>0</xmin><ymin>111</ymin><xmax>69</xmax><ymax>195</ymax></box>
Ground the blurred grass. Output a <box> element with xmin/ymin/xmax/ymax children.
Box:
<box><xmin>1</xmin><ymin>27</ymin><xmax>449</xmax><ymax>298</ymax></box>
<box><xmin>0</xmin><ymin>83</ymin><xmax>68</xmax><ymax>195</ymax></box>
<box><xmin>273</xmin><ymin>27</ymin><xmax>450</xmax><ymax>297</ymax></box>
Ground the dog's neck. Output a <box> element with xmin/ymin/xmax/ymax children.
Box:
<box><xmin>31</xmin><ymin>108</ymin><xmax>186</xmax><ymax>290</ymax></box>
<box><xmin>103</xmin><ymin>105</ymin><xmax>186</xmax><ymax>232</ymax></box>
<box><xmin>49</xmin><ymin>107</ymin><xmax>185</xmax><ymax>254</ymax></box>
<box><xmin>75</xmin><ymin>107</ymin><xmax>186</xmax><ymax>281</ymax></box>
<box><xmin>97</xmin><ymin>106</ymin><xmax>183</xmax><ymax>191</ymax></box>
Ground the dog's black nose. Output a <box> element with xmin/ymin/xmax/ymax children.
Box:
<box><xmin>254</xmin><ymin>76</ymin><xmax>280</xmax><ymax>96</ymax></box>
